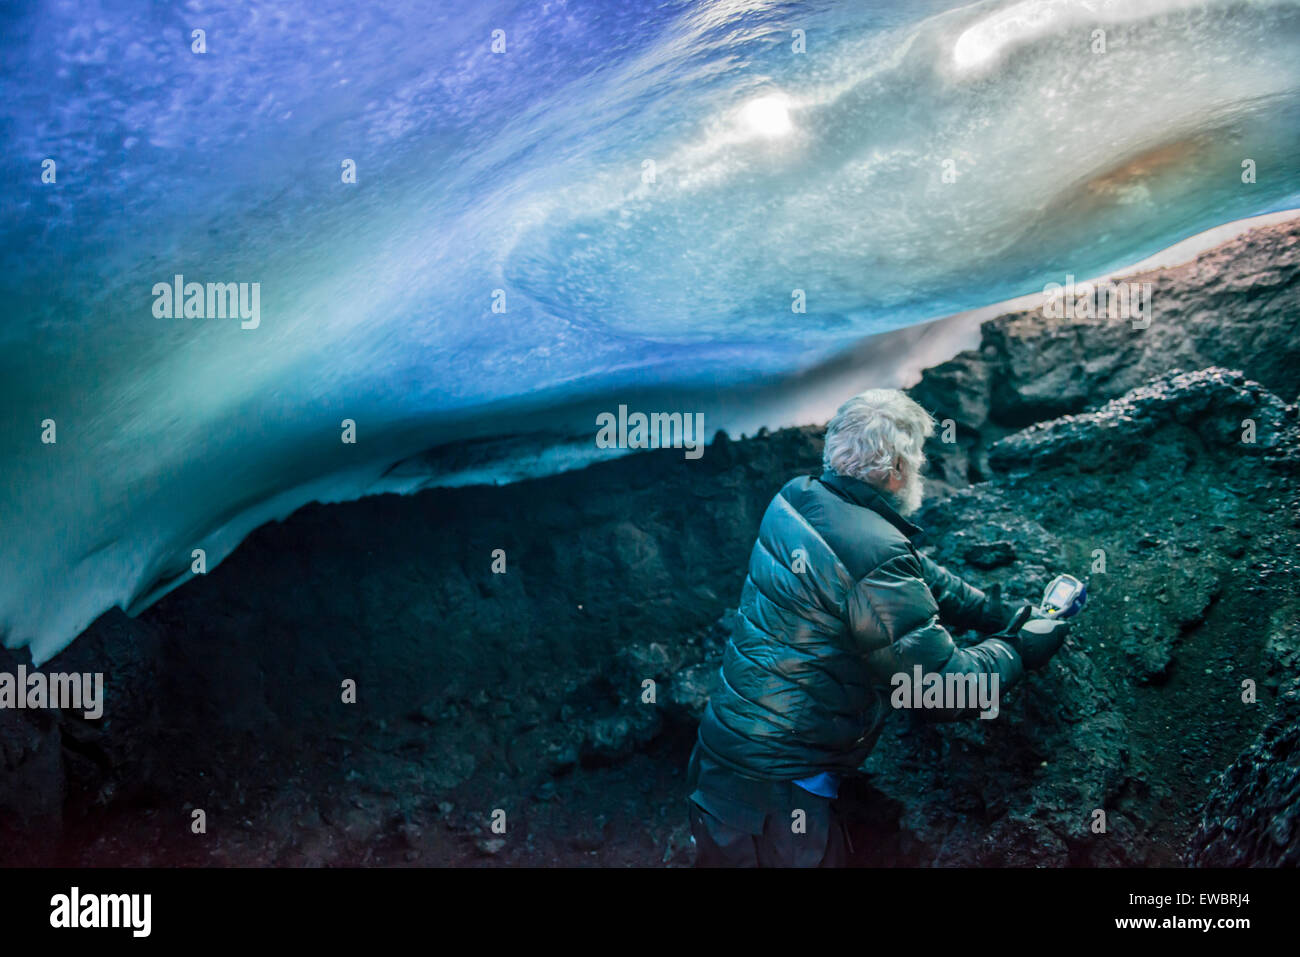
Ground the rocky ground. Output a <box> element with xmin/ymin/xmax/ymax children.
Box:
<box><xmin>1190</xmin><ymin>674</ymin><xmax>1300</xmax><ymax>867</ymax></box>
<box><xmin>2</xmin><ymin>218</ymin><xmax>1299</xmax><ymax>867</ymax></box>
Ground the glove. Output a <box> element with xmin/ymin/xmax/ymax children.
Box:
<box><xmin>981</xmin><ymin>583</ymin><xmax>1018</xmax><ymax>633</ymax></box>
<box><xmin>1005</xmin><ymin>616</ymin><xmax>1071</xmax><ymax>670</ymax></box>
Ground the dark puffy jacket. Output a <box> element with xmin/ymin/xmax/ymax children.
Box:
<box><xmin>695</xmin><ymin>469</ymin><xmax>1024</xmax><ymax>781</ymax></box>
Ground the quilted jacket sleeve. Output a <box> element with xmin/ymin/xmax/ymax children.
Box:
<box><xmin>846</xmin><ymin>545</ymin><xmax>1024</xmax><ymax>721</ymax></box>
<box><xmin>916</xmin><ymin>551</ymin><xmax>1013</xmax><ymax>634</ymax></box>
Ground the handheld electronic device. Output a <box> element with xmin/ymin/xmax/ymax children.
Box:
<box><xmin>1040</xmin><ymin>573</ymin><xmax>1087</xmax><ymax>620</ymax></box>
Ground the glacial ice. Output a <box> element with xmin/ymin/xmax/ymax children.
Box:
<box><xmin>2</xmin><ymin>0</ymin><xmax>1299</xmax><ymax>663</ymax></box>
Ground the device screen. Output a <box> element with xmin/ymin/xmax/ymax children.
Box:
<box><xmin>1047</xmin><ymin>581</ymin><xmax>1075</xmax><ymax>606</ymax></box>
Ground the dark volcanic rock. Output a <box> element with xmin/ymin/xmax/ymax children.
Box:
<box><xmin>989</xmin><ymin>367</ymin><xmax>1297</xmax><ymax>474</ymax></box>
<box><xmin>963</xmin><ymin>540</ymin><xmax>1017</xmax><ymax>570</ymax></box>
<box><xmin>911</xmin><ymin>218</ymin><xmax>1300</xmax><ymax>492</ymax></box>
<box><xmin>5</xmin><ymin>218</ymin><xmax>1299</xmax><ymax>867</ymax></box>
<box><xmin>0</xmin><ymin>607</ymin><xmax>164</xmax><ymax>864</ymax></box>
<box><xmin>2</xmin><ymin>422</ymin><xmax>825</xmax><ymax>866</ymax></box>
<box><xmin>7</xmin><ymin>358</ymin><xmax>1296</xmax><ymax>867</ymax></box>
<box><xmin>1190</xmin><ymin>679</ymin><xmax>1300</xmax><ymax>867</ymax></box>
<box><xmin>856</xmin><ymin>366</ymin><xmax>1300</xmax><ymax>866</ymax></box>
<box><xmin>665</xmin><ymin>661</ymin><xmax>721</xmax><ymax>722</ymax></box>
<box><xmin>0</xmin><ymin>696</ymin><xmax>63</xmax><ymax>861</ymax></box>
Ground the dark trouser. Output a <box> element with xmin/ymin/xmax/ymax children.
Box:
<box><xmin>686</xmin><ymin>742</ymin><xmax>853</xmax><ymax>868</ymax></box>
<box><xmin>689</xmin><ymin>796</ymin><xmax>850</xmax><ymax>867</ymax></box>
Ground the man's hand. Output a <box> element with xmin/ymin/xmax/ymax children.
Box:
<box><xmin>1005</xmin><ymin>616</ymin><xmax>1071</xmax><ymax>670</ymax></box>
<box><xmin>981</xmin><ymin>583</ymin><xmax>1019</xmax><ymax>634</ymax></box>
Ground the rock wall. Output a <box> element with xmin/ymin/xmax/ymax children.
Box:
<box><xmin>3</xmin><ymin>220</ymin><xmax>1299</xmax><ymax>866</ymax></box>
<box><xmin>911</xmin><ymin>218</ymin><xmax>1300</xmax><ymax>492</ymax></box>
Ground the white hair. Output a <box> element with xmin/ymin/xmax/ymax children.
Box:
<box><xmin>822</xmin><ymin>389</ymin><xmax>935</xmax><ymax>488</ymax></box>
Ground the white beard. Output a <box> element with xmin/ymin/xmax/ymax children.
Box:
<box><xmin>891</xmin><ymin>471</ymin><xmax>925</xmax><ymax>516</ymax></box>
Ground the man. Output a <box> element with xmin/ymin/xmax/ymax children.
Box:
<box><xmin>687</xmin><ymin>388</ymin><xmax>1071</xmax><ymax>866</ymax></box>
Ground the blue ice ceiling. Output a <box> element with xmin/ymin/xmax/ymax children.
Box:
<box><xmin>2</xmin><ymin>0</ymin><xmax>1299</xmax><ymax>662</ymax></box>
